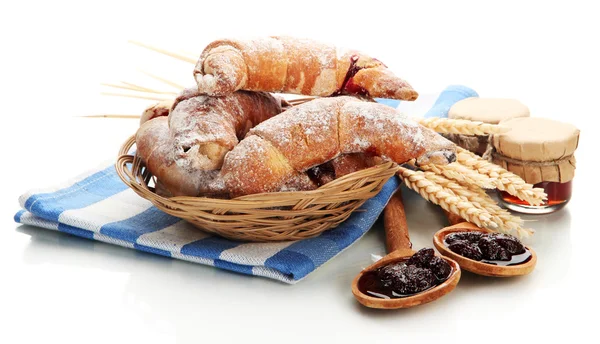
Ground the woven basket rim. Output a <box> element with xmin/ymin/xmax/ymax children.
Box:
<box><xmin>115</xmin><ymin>133</ymin><xmax>399</xmax><ymax>241</ymax></box>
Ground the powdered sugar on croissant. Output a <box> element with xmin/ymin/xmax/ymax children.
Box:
<box><xmin>168</xmin><ymin>88</ymin><xmax>283</xmax><ymax>171</ymax></box>
<box><xmin>136</xmin><ymin>117</ymin><xmax>222</xmax><ymax>197</ymax></box>
<box><xmin>194</xmin><ymin>37</ymin><xmax>418</xmax><ymax>100</ymax></box>
<box><xmin>218</xmin><ymin>96</ymin><xmax>456</xmax><ymax>197</ymax></box>
<box><xmin>136</xmin><ymin>89</ymin><xmax>283</xmax><ymax>196</ymax></box>
<box><xmin>139</xmin><ymin>99</ymin><xmax>173</xmax><ymax>125</ymax></box>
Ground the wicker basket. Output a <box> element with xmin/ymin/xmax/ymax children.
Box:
<box><xmin>115</xmin><ymin>135</ymin><xmax>399</xmax><ymax>242</ymax></box>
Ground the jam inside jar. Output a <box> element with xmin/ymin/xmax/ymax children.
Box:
<box><xmin>499</xmin><ymin>180</ymin><xmax>572</xmax><ymax>214</ymax></box>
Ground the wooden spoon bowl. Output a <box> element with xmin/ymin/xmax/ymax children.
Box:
<box><xmin>352</xmin><ymin>249</ymin><xmax>461</xmax><ymax>309</ymax></box>
<box><xmin>433</xmin><ymin>222</ymin><xmax>537</xmax><ymax>277</ymax></box>
<box><xmin>351</xmin><ymin>187</ymin><xmax>461</xmax><ymax>309</ymax></box>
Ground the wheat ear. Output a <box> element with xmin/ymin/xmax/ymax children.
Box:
<box><xmin>398</xmin><ymin>167</ymin><xmax>496</xmax><ymax>229</ymax></box>
<box><xmin>418</xmin><ymin>162</ymin><xmax>495</xmax><ymax>189</ymax></box>
<box><xmin>415</xmin><ymin>118</ymin><xmax>510</xmax><ymax>135</ymax></box>
<box><xmin>455</xmin><ymin>147</ymin><xmax>547</xmax><ymax>205</ymax></box>
<box><xmin>418</xmin><ymin>170</ymin><xmax>533</xmax><ymax>238</ymax></box>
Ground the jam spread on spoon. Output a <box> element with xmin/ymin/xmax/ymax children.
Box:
<box><xmin>358</xmin><ymin>248</ymin><xmax>452</xmax><ymax>299</ymax></box>
<box><xmin>444</xmin><ymin>232</ymin><xmax>532</xmax><ymax>266</ymax></box>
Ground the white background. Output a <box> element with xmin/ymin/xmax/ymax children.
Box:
<box><xmin>0</xmin><ymin>0</ymin><xmax>598</xmax><ymax>343</ymax></box>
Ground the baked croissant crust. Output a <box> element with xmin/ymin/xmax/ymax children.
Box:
<box><xmin>136</xmin><ymin>116</ymin><xmax>222</xmax><ymax>197</ymax></box>
<box><xmin>218</xmin><ymin>96</ymin><xmax>456</xmax><ymax>197</ymax></box>
<box><xmin>194</xmin><ymin>36</ymin><xmax>418</xmax><ymax>100</ymax></box>
<box><xmin>139</xmin><ymin>99</ymin><xmax>173</xmax><ymax>125</ymax></box>
<box><xmin>136</xmin><ymin>90</ymin><xmax>283</xmax><ymax>196</ymax></box>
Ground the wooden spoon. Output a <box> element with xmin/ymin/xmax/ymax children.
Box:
<box><xmin>351</xmin><ymin>189</ymin><xmax>461</xmax><ymax>309</ymax></box>
<box><xmin>433</xmin><ymin>221</ymin><xmax>537</xmax><ymax>277</ymax></box>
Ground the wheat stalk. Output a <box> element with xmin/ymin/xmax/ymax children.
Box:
<box><xmin>80</xmin><ymin>114</ymin><xmax>141</xmax><ymax>119</ymax></box>
<box><xmin>100</xmin><ymin>92</ymin><xmax>172</xmax><ymax>101</ymax></box>
<box><xmin>418</xmin><ymin>162</ymin><xmax>495</xmax><ymax>189</ymax></box>
<box><xmin>101</xmin><ymin>82</ymin><xmax>178</xmax><ymax>95</ymax></box>
<box><xmin>455</xmin><ymin>147</ymin><xmax>547</xmax><ymax>205</ymax></box>
<box><xmin>128</xmin><ymin>40</ymin><xmax>197</xmax><ymax>64</ymax></box>
<box><xmin>418</xmin><ymin>170</ymin><xmax>533</xmax><ymax>237</ymax></box>
<box><xmin>398</xmin><ymin>167</ymin><xmax>497</xmax><ymax>229</ymax></box>
<box><xmin>415</xmin><ymin>117</ymin><xmax>510</xmax><ymax>135</ymax></box>
<box><xmin>138</xmin><ymin>70</ymin><xmax>186</xmax><ymax>91</ymax></box>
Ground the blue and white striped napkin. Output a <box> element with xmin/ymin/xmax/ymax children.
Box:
<box><xmin>15</xmin><ymin>167</ymin><xmax>400</xmax><ymax>283</ymax></box>
<box><xmin>14</xmin><ymin>88</ymin><xmax>475</xmax><ymax>283</ymax></box>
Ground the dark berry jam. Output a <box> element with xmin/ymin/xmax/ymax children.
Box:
<box><xmin>357</xmin><ymin>248</ymin><xmax>452</xmax><ymax>299</ymax></box>
<box><xmin>444</xmin><ymin>231</ymin><xmax>532</xmax><ymax>266</ymax></box>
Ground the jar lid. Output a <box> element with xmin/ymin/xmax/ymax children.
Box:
<box><xmin>493</xmin><ymin>117</ymin><xmax>580</xmax><ymax>162</ymax></box>
<box><xmin>448</xmin><ymin>98</ymin><xmax>530</xmax><ymax>124</ymax></box>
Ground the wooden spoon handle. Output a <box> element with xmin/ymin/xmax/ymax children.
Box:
<box><xmin>383</xmin><ymin>188</ymin><xmax>412</xmax><ymax>253</ymax></box>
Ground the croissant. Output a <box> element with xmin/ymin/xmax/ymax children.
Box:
<box><xmin>194</xmin><ymin>37</ymin><xmax>418</xmax><ymax>100</ymax></box>
<box><xmin>218</xmin><ymin>96</ymin><xmax>456</xmax><ymax>197</ymax></box>
<box><xmin>168</xmin><ymin>88</ymin><xmax>283</xmax><ymax>170</ymax></box>
<box><xmin>139</xmin><ymin>99</ymin><xmax>173</xmax><ymax>125</ymax></box>
<box><xmin>136</xmin><ymin>116</ymin><xmax>222</xmax><ymax>197</ymax></box>
<box><xmin>136</xmin><ymin>89</ymin><xmax>283</xmax><ymax>196</ymax></box>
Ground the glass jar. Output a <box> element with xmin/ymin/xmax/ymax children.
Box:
<box><xmin>491</xmin><ymin>117</ymin><xmax>579</xmax><ymax>214</ymax></box>
<box><xmin>499</xmin><ymin>180</ymin><xmax>572</xmax><ymax>214</ymax></box>
<box><xmin>447</xmin><ymin>98</ymin><xmax>530</xmax><ymax>156</ymax></box>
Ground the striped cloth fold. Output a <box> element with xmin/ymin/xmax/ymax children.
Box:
<box><xmin>14</xmin><ymin>164</ymin><xmax>401</xmax><ymax>284</ymax></box>
<box><xmin>14</xmin><ymin>89</ymin><xmax>472</xmax><ymax>283</ymax></box>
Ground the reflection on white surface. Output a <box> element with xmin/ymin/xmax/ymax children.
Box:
<box><xmin>9</xmin><ymin>179</ymin><xmax>578</xmax><ymax>342</ymax></box>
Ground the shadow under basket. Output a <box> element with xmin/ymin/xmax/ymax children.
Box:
<box><xmin>115</xmin><ymin>135</ymin><xmax>400</xmax><ymax>242</ymax></box>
